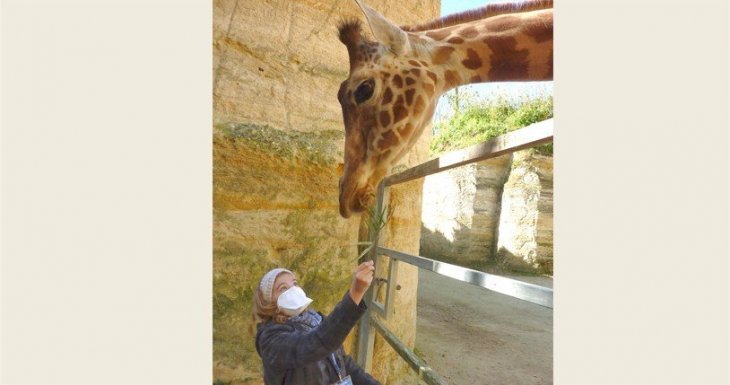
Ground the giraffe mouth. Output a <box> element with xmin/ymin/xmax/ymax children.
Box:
<box><xmin>339</xmin><ymin>181</ymin><xmax>376</xmax><ymax>218</ymax></box>
<box><xmin>358</xmin><ymin>189</ymin><xmax>376</xmax><ymax>211</ymax></box>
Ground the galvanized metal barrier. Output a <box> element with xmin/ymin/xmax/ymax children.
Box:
<box><xmin>368</xmin><ymin>315</ymin><xmax>447</xmax><ymax>384</ymax></box>
<box><xmin>378</xmin><ymin>247</ymin><xmax>553</xmax><ymax>308</ymax></box>
<box><xmin>355</xmin><ymin>119</ymin><xmax>554</xmax><ymax>385</ymax></box>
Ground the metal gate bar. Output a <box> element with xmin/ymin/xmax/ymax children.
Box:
<box><xmin>368</xmin><ymin>315</ymin><xmax>448</xmax><ymax>385</ymax></box>
<box><xmin>384</xmin><ymin>118</ymin><xmax>553</xmax><ymax>187</ymax></box>
<box><xmin>378</xmin><ymin>247</ymin><xmax>553</xmax><ymax>308</ymax></box>
<box><xmin>355</xmin><ymin>177</ymin><xmax>386</xmax><ymax>371</ymax></box>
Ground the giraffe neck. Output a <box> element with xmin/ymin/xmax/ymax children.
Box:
<box><xmin>419</xmin><ymin>8</ymin><xmax>553</xmax><ymax>94</ymax></box>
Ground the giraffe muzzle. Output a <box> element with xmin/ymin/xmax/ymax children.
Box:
<box><xmin>339</xmin><ymin>179</ymin><xmax>376</xmax><ymax>218</ymax></box>
<box><xmin>358</xmin><ymin>188</ymin><xmax>376</xmax><ymax>211</ymax></box>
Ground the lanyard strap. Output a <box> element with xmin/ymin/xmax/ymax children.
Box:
<box><xmin>328</xmin><ymin>353</ymin><xmax>343</xmax><ymax>381</ymax></box>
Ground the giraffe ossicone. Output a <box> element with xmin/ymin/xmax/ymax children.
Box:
<box><xmin>336</xmin><ymin>0</ymin><xmax>553</xmax><ymax>218</ymax></box>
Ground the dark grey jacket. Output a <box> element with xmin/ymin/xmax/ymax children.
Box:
<box><xmin>255</xmin><ymin>291</ymin><xmax>381</xmax><ymax>385</ymax></box>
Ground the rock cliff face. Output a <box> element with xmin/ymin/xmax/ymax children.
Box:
<box><xmin>420</xmin><ymin>151</ymin><xmax>553</xmax><ymax>274</ymax></box>
<box><xmin>213</xmin><ymin>0</ymin><xmax>439</xmax><ymax>384</ymax></box>
<box><xmin>420</xmin><ymin>155</ymin><xmax>512</xmax><ymax>267</ymax></box>
<box><xmin>498</xmin><ymin>151</ymin><xmax>553</xmax><ymax>273</ymax></box>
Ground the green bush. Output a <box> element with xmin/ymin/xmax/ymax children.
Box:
<box><xmin>430</xmin><ymin>91</ymin><xmax>553</xmax><ymax>156</ymax></box>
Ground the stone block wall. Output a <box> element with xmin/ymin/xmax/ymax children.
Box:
<box><xmin>420</xmin><ymin>155</ymin><xmax>511</xmax><ymax>267</ymax></box>
<box><xmin>497</xmin><ymin>151</ymin><xmax>553</xmax><ymax>273</ymax></box>
<box><xmin>420</xmin><ymin>151</ymin><xmax>553</xmax><ymax>274</ymax></box>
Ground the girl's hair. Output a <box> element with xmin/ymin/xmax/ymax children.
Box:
<box><xmin>252</xmin><ymin>272</ymin><xmax>291</xmax><ymax>325</ymax></box>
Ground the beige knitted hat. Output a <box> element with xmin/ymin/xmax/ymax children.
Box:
<box><xmin>259</xmin><ymin>268</ymin><xmax>293</xmax><ymax>304</ymax></box>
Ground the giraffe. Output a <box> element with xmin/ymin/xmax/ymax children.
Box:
<box><xmin>336</xmin><ymin>0</ymin><xmax>553</xmax><ymax>218</ymax></box>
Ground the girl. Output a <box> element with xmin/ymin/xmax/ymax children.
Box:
<box><xmin>254</xmin><ymin>261</ymin><xmax>381</xmax><ymax>385</ymax></box>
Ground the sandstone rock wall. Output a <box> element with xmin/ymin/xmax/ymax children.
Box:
<box><xmin>420</xmin><ymin>151</ymin><xmax>553</xmax><ymax>274</ymax></box>
<box><xmin>498</xmin><ymin>151</ymin><xmax>553</xmax><ymax>273</ymax></box>
<box><xmin>420</xmin><ymin>155</ymin><xmax>511</xmax><ymax>267</ymax></box>
<box><xmin>213</xmin><ymin>1</ymin><xmax>439</xmax><ymax>384</ymax></box>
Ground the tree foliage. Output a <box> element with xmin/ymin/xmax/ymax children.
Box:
<box><xmin>430</xmin><ymin>89</ymin><xmax>554</xmax><ymax>156</ymax></box>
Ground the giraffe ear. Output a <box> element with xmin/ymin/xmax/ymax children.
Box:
<box><xmin>353</xmin><ymin>0</ymin><xmax>410</xmax><ymax>55</ymax></box>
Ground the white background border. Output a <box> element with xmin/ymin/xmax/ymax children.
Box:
<box><xmin>2</xmin><ymin>0</ymin><xmax>727</xmax><ymax>384</ymax></box>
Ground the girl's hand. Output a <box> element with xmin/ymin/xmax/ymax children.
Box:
<box><xmin>349</xmin><ymin>260</ymin><xmax>375</xmax><ymax>305</ymax></box>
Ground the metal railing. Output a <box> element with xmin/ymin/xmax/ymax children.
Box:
<box><xmin>355</xmin><ymin>118</ymin><xmax>554</xmax><ymax>385</ymax></box>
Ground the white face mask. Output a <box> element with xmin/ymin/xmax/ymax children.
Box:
<box><xmin>277</xmin><ymin>286</ymin><xmax>313</xmax><ymax>316</ymax></box>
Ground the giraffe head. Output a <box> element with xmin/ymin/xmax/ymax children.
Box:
<box><xmin>336</xmin><ymin>1</ymin><xmax>440</xmax><ymax>218</ymax></box>
<box><xmin>336</xmin><ymin>0</ymin><xmax>553</xmax><ymax>218</ymax></box>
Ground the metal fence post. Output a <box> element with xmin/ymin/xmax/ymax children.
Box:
<box><xmin>355</xmin><ymin>181</ymin><xmax>386</xmax><ymax>370</ymax></box>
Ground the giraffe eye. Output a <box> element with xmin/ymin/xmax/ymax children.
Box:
<box><xmin>354</xmin><ymin>79</ymin><xmax>375</xmax><ymax>104</ymax></box>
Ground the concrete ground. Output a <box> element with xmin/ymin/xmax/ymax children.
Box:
<box><xmin>414</xmin><ymin>269</ymin><xmax>553</xmax><ymax>385</ymax></box>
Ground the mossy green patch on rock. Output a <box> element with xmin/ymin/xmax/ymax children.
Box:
<box><xmin>213</xmin><ymin>123</ymin><xmax>345</xmax><ymax>211</ymax></box>
<box><xmin>278</xmin><ymin>208</ymin><xmax>354</xmax><ymax>313</ymax></box>
<box><xmin>213</xmin><ymin>243</ymin><xmax>270</xmax><ymax>370</ymax></box>
<box><xmin>215</xmin><ymin>122</ymin><xmax>342</xmax><ymax>166</ymax></box>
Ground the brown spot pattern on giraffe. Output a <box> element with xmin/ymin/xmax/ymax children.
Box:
<box><xmin>378</xmin><ymin>129</ymin><xmax>399</xmax><ymax>151</ymax></box>
<box><xmin>426</xmin><ymin>71</ymin><xmax>438</xmax><ymax>84</ymax></box>
<box><xmin>413</xmin><ymin>95</ymin><xmax>426</xmax><ymax>115</ymax></box>
<box><xmin>405</xmin><ymin>89</ymin><xmax>416</xmax><ymax>105</ymax></box>
<box><xmin>459</xmin><ymin>26</ymin><xmax>479</xmax><ymax>38</ymax></box>
<box><xmin>484</xmin><ymin>36</ymin><xmax>529</xmax><ymax>80</ymax></box>
<box><xmin>432</xmin><ymin>46</ymin><xmax>455</xmax><ymax>65</ymax></box>
<box><xmin>398</xmin><ymin>123</ymin><xmax>414</xmax><ymax>137</ymax></box>
<box><xmin>462</xmin><ymin>48</ymin><xmax>483</xmax><ymax>70</ymax></box>
<box><xmin>378</xmin><ymin>148</ymin><xmax>392</xmax><ymax>158</ymax></box>
<box><xmin>393</xmin><ymin>74</ymin><xmax>403</xmax><ymax>88</ymax></box>
<box><xmin>447</xmin><ymin>36</ymin><xmax>464</xmax><ymax>44</ymax></box>
<box><xmin>444</xmin><ymin>70</ymin><xmax>462</xmax><ymax>87</ymax></box>
<box><xmin>423</xmin><ymin>83</ymin><xmax>434</xmax><ymax>97</ymax></box>
<box><xmin>405</xmin><ymin>77</ymin><xmax>416</xmax><ymax>86</ymax></box>
<box><xmin>393</xmin><ymin>103</ymin><xmax>408</xmax><ymax>124</ymax></box>
<box><xmin>381</xmin><ymin>87</ymin><xmax>393</xmax><ymax>105</ymax></box>
<box><xmin>408</xmin><ymin>60</ymin><xmax>422</xmax><ymax>67</ymax></box>
<box><xmin>379</xmin><ymin>110</ymin><xmax>391</xmax><ymax>127</ymax></box>
<box><xmin>358</xmin><ymin>45</ymin><xmax>373</xmax><ymax>62</ymax></box>
<box><xmin>410</xmin><ymin>68</ymin><xmax>420</xmax><ymax>76</ymax></box>
<box><xmin>395</xmin><ymin>94</ymin><xmax>404</xmax><ymax>106</ymax></box>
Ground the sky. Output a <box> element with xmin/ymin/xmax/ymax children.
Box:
<box><xmin>434</xmin><ymin>0</ymin><xmax>553</xmax><ymax>119</ymax></box>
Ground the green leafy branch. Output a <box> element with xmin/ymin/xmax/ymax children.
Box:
<box><xmin>355</xmin><ymin>203</ymin><xmax>396</xmax><ymax>261</ymax></box>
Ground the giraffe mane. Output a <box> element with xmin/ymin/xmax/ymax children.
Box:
<box><xmin>400</xmin><ymin>0</ymin><xmax>553</xmax><ymax>32</ymax></box>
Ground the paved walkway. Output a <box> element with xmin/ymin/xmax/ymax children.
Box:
<box><xmin>415</xmin><ymin>269</ymin><xmax>553</xmax><ymax>385</ymax></box>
